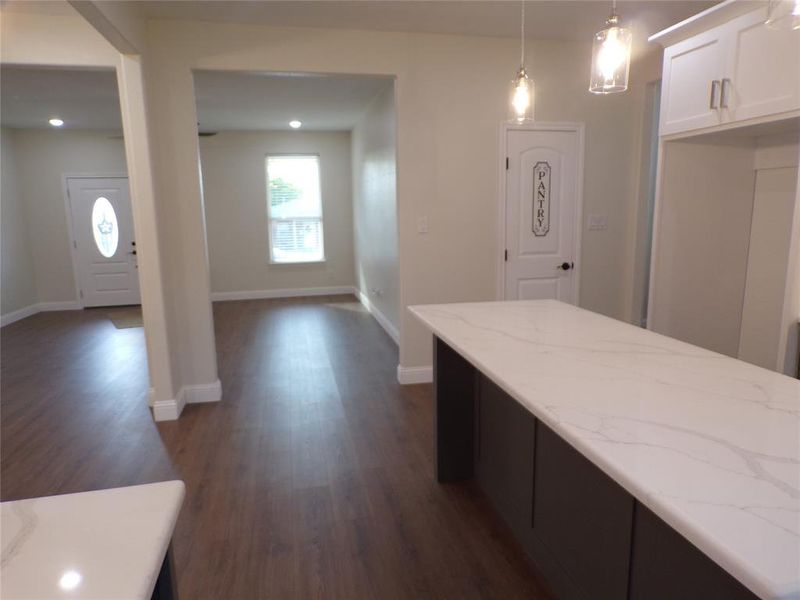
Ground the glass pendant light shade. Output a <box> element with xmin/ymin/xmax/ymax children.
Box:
<box><xmin>589</xmin><ymin>13</ymin><xmax>632</xmax><ymax>94</ymax></box>
<box><xmin>765</xmin><ymin>0</ymin><xmax>800</xmax><ymax>30</ymax></box>
<box><xmin>509</xmin><ymin>67</ymin><xmax>535</xmax><ymax>122</ymax></box>
<box><xmin>507</xmin><ymin>1</ymin><xmax>535</xmax><ymax>123</ymax></box>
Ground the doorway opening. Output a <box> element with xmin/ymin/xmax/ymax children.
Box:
<box><xmin>630</xmin><ymin>80</ymin><xmax>661</xmax><ymax>328</ymax></box>
<box><xmin>1</xmin><ymin>64</ymin><xmax>152</xmax><ymax>396</ymax></box>
<box><xmin>190</xmin><ymin>70</ymin><xmax>400</xmax><ymax>342</ymax></box>
<box><xmin>1</xmin><ymin>65</ymin><xmax>144</xmax><ymax>319</ymax></box>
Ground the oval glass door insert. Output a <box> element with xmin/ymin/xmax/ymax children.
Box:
<box><xmin>91</xmin><ymin>196</ymin><xmax>119</xmax><ymax>258</ymax></box>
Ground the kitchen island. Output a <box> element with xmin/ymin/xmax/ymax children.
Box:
<box><xmin>410</xmin><ymin>300</ymin><xmax>799</xmax><ymax>600</ymax></box>
<box><xmin>1</xmin><ymin>481</ymin><xmax>185</xmax><ymax>600</ymax></box>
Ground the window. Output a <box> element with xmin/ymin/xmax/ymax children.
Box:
<box><xmin>266</xmin><ymin>155</ymin><xmax>325</xmax><ymax>263</ymax></box>
<box><xmin>91</xmin><ymin>196</ymin><xmax>119</xmax><ymax>258</ymax></box>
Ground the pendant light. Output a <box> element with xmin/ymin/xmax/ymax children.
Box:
<box><xmin>509</xmin><ymin>0</ymin><xmax>534</xmax><ymax>122</ymax></box>
<box><xmin>589</xmin><ymin>0</ymin><xmax>632</xmax><ymax>94</ymax></box>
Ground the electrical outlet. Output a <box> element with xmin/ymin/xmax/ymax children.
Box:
<box><xmin>587</xmin><ymin>215</ymin><xmax>608</xmax><ymax>231</ymax></box>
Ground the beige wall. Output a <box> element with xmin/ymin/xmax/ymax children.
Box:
<box><xmin>199</xmin><ymin>130</ymin><xmax>355</xmax><ymax>294</ymax></box>
<box><xmin>142</xmin><ymin>19</ymin><xmax>653</xmax><ymax>373</ymax></box>
<box><xmin>1</xmin><ymin>128</ymin><xmax>37</xmax><ymax>315</ymax></box>
<box><xmin>0</xmin><ymin>10</ymin><xmax>117</xmax><ymax>68</ymax></box>
<box><xmin>10</xmin><ymin>129</ymin><xmax>128</xmax><ymax>303</ymax></box>
<box><xmin>650</xmin><ymin>139</ymin><xmax>757</xmax><ymax>357</ymax></box>
<box><xmin>352</xmin><ymin>83</ymin><xmax>399</xmax><ymax>334</ymax></box>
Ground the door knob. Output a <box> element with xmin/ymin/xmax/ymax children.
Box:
<box><xmin>557</xmin><ymin>262</ymin><xmax>573</xmax><ymax>271</ymax></box>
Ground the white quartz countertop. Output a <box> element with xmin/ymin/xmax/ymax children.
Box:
<box><xmin>410</xmin><ymin>300</ymin><xmax>800</xmax><ymax>600</ymax></box>
<box><xmin>1</xmin><ymin>481</ymin><xmax>185</xmax><ymax>600</ymax></box>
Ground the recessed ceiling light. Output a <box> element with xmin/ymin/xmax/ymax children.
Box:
<box><xmin>289</xmin><ymin>120</ymin><xmax>302</xmax><ymax>129</ymax></box>
<box><xmin>48</xmin><ymin>118</ymin><xmax>64</xmax><ymax>127</ymax></box>
<box><xmin>59</xmin><ymin>570</ymin><xmax>82</xmax><ymax>591</ymax></box>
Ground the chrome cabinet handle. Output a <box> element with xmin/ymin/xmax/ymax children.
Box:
<box><xmin>720</xmin><ymin>78</ymin><xmax>731</xmax><ymax>108</ymax></box>
<box><xmin>709</xmin><ymin>79</ymin><xmax>721</xmax><ymax>109</ymax></box>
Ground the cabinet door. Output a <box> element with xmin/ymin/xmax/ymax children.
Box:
<box><xmin>661</xmin><ymin>25</ymin><xmax>728</xmax><ymax>135</ymax></box>
<box><xmin>475</xmin><ymin>376</ymin><xmax>536</xmax><ymax>552</ymax></box>
<box><xmin>532</xmin><ymin>423</ymin><xmax>634</xmax><ymax>599</ymax></box>
<box><xmin>724</xmin><ymin>7</ymin><xmax>800</xmax><ymax>123</ymax></box>
<box><xmin>629</xmin><ymin>504</ymin><xmax>758</xmax><ymax>600</ymax></box>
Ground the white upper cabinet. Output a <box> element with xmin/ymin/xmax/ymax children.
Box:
<box><xmin>725</xmin><ymin>8</ymin><xmax>800</xmax><ymax>124</ymax></box>
<box><xmin>656</xmin><ymin>4</ymin><xmax>800</xmax><ymax>137</ymax></box>
<box><xmin>661</xmin><ymin>26</ymin><xmax>729</xmax><ymax>135</ymax></box>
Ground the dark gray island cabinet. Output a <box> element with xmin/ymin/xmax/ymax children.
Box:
<box><xmin>434</xmin><ymin>338</ymin><xmax>757</xmax><ymax>600</ymax></box>
<box><xmin>414</xmin><ymin>301</ymin><xmax>799</xmax><ymax>600</ymax></box>
<box><xmin>435</xmin><ymin>338</ymin><xmax>757</xmax><ymax>600</ymax></box>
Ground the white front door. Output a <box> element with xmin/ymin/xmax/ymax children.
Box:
<box><xmin>504</xmin><ymin>126</ymin><xmax>582</xmax><ymax>302</ymax></box>
<box><xmin>67</xmin><ymin>177</ymin><xmax>140</xmax><ymax>307</ymax></box>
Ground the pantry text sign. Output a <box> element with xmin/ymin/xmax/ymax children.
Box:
<box><xmin>532</xmin><ymin>161</ymin><xmax>551</xmax><ymax>237</ymax></box>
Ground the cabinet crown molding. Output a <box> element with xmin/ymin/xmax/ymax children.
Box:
<box><xmin>649</xmin><ymin>0</ymin><xmax>764</xmax><ymax>47</ymax></box>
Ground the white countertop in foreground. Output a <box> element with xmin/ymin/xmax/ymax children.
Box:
<box><xmin>410</xmin><ymin>300</ymin><xmax>800</xmax><ymax>600</ymax></box>
<box><xmin>1</xmin><ymin>481</ymin><xmax>185</xmax><ymax>600</ymax></box>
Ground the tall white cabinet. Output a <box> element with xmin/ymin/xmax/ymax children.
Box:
<box><xmin>649</xmin><ymin>0</ymin><xmax>800</xmax><ymax>376</ymax></box>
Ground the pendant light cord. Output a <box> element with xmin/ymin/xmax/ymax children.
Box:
<box><xmin>520</xmin><ymin>0</ymin><xmax>525</xmax><ymax>69</ymax></box>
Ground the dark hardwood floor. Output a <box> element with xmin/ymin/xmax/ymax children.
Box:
<box><xmin>1</xmin><ymin>296</ymin><xmax>553</xmax><ymax>599</ymax></box>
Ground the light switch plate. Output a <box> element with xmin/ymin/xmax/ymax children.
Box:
<box><xmin>417</xmin><ymin>216</ymin><xmax>429</xmax><ymax>234</ymax></box>
<box><xmin>587</xmin><ymin>215</ymin><xmax>608</xmax><ymax>231</ymax></box>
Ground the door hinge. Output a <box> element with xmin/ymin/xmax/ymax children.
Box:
<box><xmin>504</xmin><ymin>249</ymin><xmax>508</xmax><ymax>262</ymax></box>
<box><xmin>79</xmin><ymin>289</ymin><xmax>83</xmax><ymax>298</ymax></box>
<box><xmin>505</xmin><ymin>157</ymin><xmax>509</xmax><ymax>170</ymax></box>
<box><xmin>73</xmin><ymin>240</ymin><xmax>77</xmax><ymax>249</ymax></box>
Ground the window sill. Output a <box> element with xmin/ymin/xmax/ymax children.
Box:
<box><xmin>269</xmin><ymin>259</ymin><xmax>327</xmax><ymax>266</ymax></box>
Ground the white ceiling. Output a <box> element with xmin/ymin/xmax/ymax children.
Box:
<box><xmin>0</xmin><ymin>66</ymin><xmax>122</xmax><ymax>130</ymax></box>
<box><xmin>2</xmin><ymin>1</ymin><xmax>719</xmax><ymax>47</ymax></box>
<box><xmin>0</xmin><ymin>66</ymin><xmax>393</xmax><ymax>132</ymax></box>
<box><xmin>0</xmin><ymin>0</ymin><xmax>719</xmax><ymax>131</ymax></box>
<box><xmin>130</xmin><ymin>1</ymin><xmax>717</xmax><ymax>46</ymax></box>
<box><xmin>193</xmin><ymin>71</ymin><xmax>393</xmax><ymax>132</ymax></box>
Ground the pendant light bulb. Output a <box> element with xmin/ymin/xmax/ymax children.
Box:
<box><xmin>511</xmin><ymin>68</ymin><xmax>534</xmax><ymax>122</ymax></box>
<box><xmin>509</xmin><ymin>1</ymin><xmax>535</xmax><ymax>122</ymax></box>
<box><xmin>589</xmin><ymin>5</ymin><xmax>632</xmax><ymax>94</ymax></box>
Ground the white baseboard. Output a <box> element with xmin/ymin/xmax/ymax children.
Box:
<box><xmin>183</xmin><ymin>379</ymin><xmax>222</xmax><ymax>404</ymax></box>
<box><xmin>397</xmin><ymin>365</ymin><xmax>433</xmax><ymax>385</ymax></box>
<box><xmin>356</xmin><ymin>290</ymin><xmax>399</xmax><ymax>345</ymax></box>
<box><xmin>39</xmin><ymin>300</ymin><xmax>81</xmax><ymax>311</ymax></box>
<box><xmin>151</xmin><ymin>379</ymin><xmax>222</xmax><ymax>422</ymax></box>
<box><xmin>152</xmin><ymin>393</ymin><xmax>186</xmax><ymax>422</ymax></box>
<box><xmin>211</xmin><ymin>286</ymin><xmax>355</xmax><ymax>302</ymax></box>
<box><xmin>1</xmin><ymin>300</ymin><xmax>81</xmax><ymax>327</ymax></box>
<box><xmin>0</xmin><ymin>304</ymin><xmax>39</xmax><ymax>327</ymax></box>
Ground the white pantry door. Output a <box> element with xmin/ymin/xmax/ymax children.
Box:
<box><xmin>67</xmin><ymin>177</ymin><xmax>140</xmax><ymax>307</ymax></box>
<box><xmin>505</xmin><ymin>127</ymin><xmax>581</xmax><ymax>301</ymax></box>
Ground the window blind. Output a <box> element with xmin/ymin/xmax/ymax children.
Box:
<box><xmin>266</xmin><ymin>155</ymin><xmax>325</xmax><ymax>263</ymax></box>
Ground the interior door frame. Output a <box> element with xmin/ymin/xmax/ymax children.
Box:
<box><xmin>496</xmin><ymin>121</ymin><xmax>585</xmax><ymax>303</ymax></box>
<box><xmin>62</xmin><ymin>173</ymin><xmax>131</xmax><ymax>309</ymax></box>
